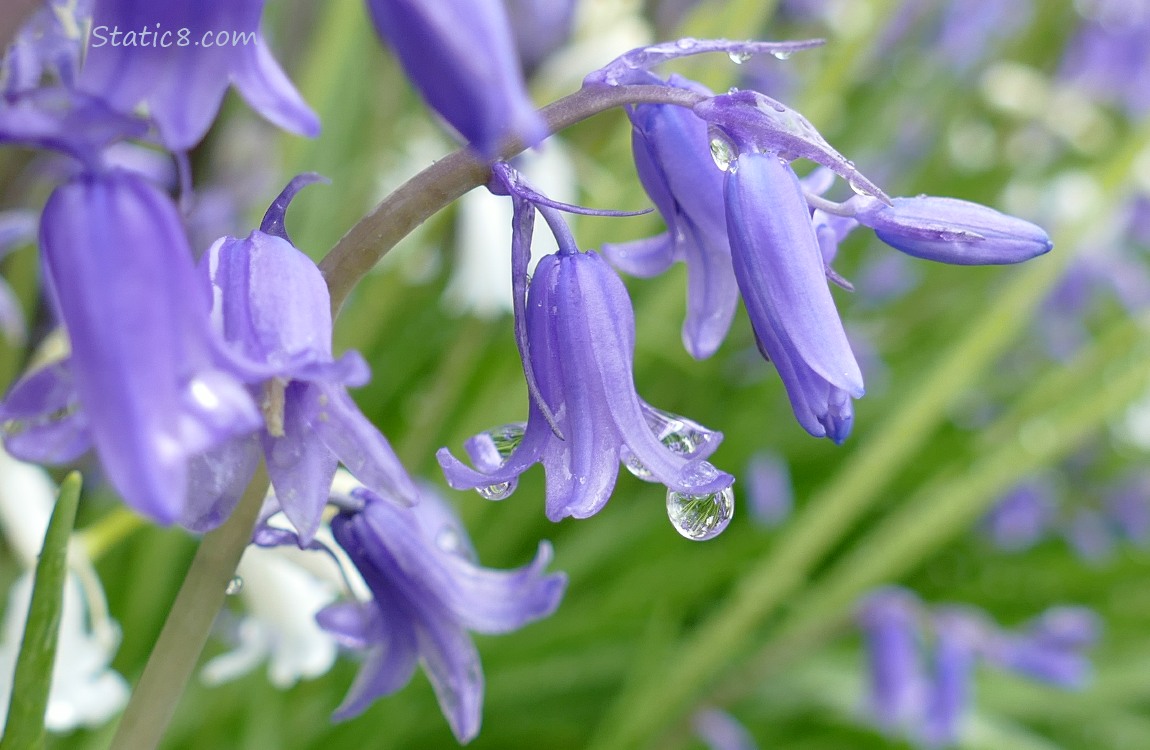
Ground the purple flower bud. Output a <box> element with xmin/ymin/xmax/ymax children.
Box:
<box><xmin>853</xmin><ymin>195</ymin><xmax>1053</xmax><ymax>266</ymax></box>
<box><xmin>1</xmin><ymin>169</ymin><xmax>262</xmax><ymax>523</ymax></box>
<box><xmin>366</xmin><ymin>0</ymin><xmax>546</xmax><ymax>158</ymax></box>
<box><xmin>277</xmin><ymin>484</ymin><xmax>566</xmax><ymax>744</ymax></box>
<box><xmin>80</xmin><ymin>0</ymin><xmax>319</xmax><ymax>150</ymax></box>
<box><xmin>190</xmin><ymin>175</ymin><xmax>417</xmax><ymax>540</ymax></box>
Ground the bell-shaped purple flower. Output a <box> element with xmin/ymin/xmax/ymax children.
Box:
<box><xmin>261</xmin><ymin>482</ymin><xmax>566</xmax><ymax>744</ymax></box>
<box><xmin>725</xmin><ymin>151</ymin><xmax>864</xmax><ymax>442</ymax></box>
<box><xmin>1</xmin><ymin>168</ymin><xmax>262</xmax><ymax>523</ymax></box>
<box><xmin>79</xmin><ymin>0</ymin><xmax>319</xmax><ymax>150</ymax></box>
<box><xmin>365</xmin><ymin>0</ymin><xmax>545</xmax><ymax>158</ymax></box>
<box><xmin>602</xmin><ymin>74</ymin><xmax>739</xmax><ymax>360</ymax></box>
<box><xmin>852</xmin><ymin>195</ymin><xmax>1053</xmax><ymax>266</ymax></box>
<box><xmin>920</xmin><ymin>609</ymin><xmax>982</xmax><ymax>747</ymax></box>
<box><xmin>438</xmin><ymin>248</ymin><xmax>732</xmax><ymax>521</ymax></box>
<box><xmin>984</xmin><ymin>606</ymin><xmax>1099</xmax><ymax>688</ymax></box>
<box><xmin>858</xmin><ymin>587</ymin><xmax>927</xmax><ymax>732</ymax></box>
<box><xmin>188</xmin><ymin>175</ymin><xmax>418</xmax><ymax>540</ymax></box>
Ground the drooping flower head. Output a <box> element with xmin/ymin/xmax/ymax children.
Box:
<box><xmin>439</xmin><ymin>165</ymin><xmax>734</xmax><ymax>535</ymax></box>
<box><xmin>255</xmin><ymin>480</ymin><xmax>567</xmax><ymax>744</ymax></box>
<box><xmin>189</xmin><ymin>174</ymin><xmax>418</xmax><ymax>541</ymax></box>
<box><xmin>365</xmin><ymin>0</ymin><xmax>546</xmax><ymax>158</ymax></box>
<box><xmin>1</xmin><ymin>168</ymin><xmax>262</xmax><ymax>524</ymax></box>
<box><xmin>79</xmin><ymin>0</ymin><xmax>319</xmax><ymax>150</ymax></box>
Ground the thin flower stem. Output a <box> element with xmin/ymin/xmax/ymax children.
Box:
<box><xmin>111</xmin><ymin>81</ymin><xmax>705</xmax><ymax>750</ymax></box>
<box><xmin>110</xmin><ymin>463</ymin><xmax>270</xmax><ymax>750</ymax></box>
<box><xmin>319</xmin><ymin>83</ymin><xmax>705</xmax><ymax>314</ymax></box>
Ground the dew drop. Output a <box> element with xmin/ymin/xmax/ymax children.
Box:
<box><xmin>225</xmin><ymin>576</ymin><xmax>243</xmax><ymax>595</ymax></box>
<box><xmin>666</xmin><ymin>486</ymin><xmax>735</xmax><ymax>541</ymax></box>
<box><xmin>771</xmin><ymin>50</ymin><xmax>793</xmax><ymax>60</ymax></box>
<box><xmin>485</xmin><ymin>423</ymin><xmax>526</xmax><ymax>460</ymax></box>
<box><xmin>676</xmin><ymin>37</ymin><xmax>696</xmax><ymax>50</ymax></box>
<box><xmin>728</xmin><ymin>50</ymin><xmax>753</xmax><ymax>64</ymax></box>
<box><xmin>848</xmin><ymin>178</ymin><xmax>875</xmax><ymax>198</ymax></box>
<box><xmin>623</xmin><ymin>450</ymin><xmax>654</xmax><ymax>481</ymax></box>
<box><xmin>710</xmin><ymin>136</ymin><xmax>737</xmax><ymax>172</ymax></box>
<box><xmin>477</xmin><ymin>480</ymin><xmax>517</xmax><ymax>500</ymax></box>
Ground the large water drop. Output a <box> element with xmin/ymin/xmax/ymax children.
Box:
<box><xmin>666</xmin><ymin>486</ymin><xmax>735</xmax><ymax>541</ymax></box>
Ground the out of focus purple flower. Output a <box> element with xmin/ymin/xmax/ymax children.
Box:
<box><xmin>981</xmin><ymin>476</ymin><xmax>1058</xmax><ymax>552</ymax></box>
<box><xmin>1</xmin><ymin>169</ymin><xmax>261</xmax><ymax>523</ymax></box>
<box><xmin>985</xmin><ymin>607</ymin><xmax>1100</xmax><ymax>688</ymax></box>
<box><xmin>188</xmin><ymin>175</ymin><xmax>417</xmax><ymax>540</ymax></box>
<box><xmin>1064</xmin><ymin>508</ymin><xmax>1115</xmax><ymax>563</ymax></box>
<box><xmin>504</xmin><ymin>0</ymin><xmax>577</xmax><ymax>76</ymax></box>
<box><xmin>856</xmin><ymin>588</ymin><xmax>1098</xmax><ymax>748</ymax></box>
<box><xmin>745</xmin><ymin>450</ymin><xmax>793</xmax><ymax>528</ymax></box>
<box><xmin>365</xmin><ymin>0</ymin><xmax>545</xmax><ymax>158</ymax></box>
<box><xmin>1</xmin><ymin>0</ymin><xmax>91</xmax><ymax>93</ymax></box>
<box><xmin>260</xmin><ymin>482</ymin><xmax>566</xmax><ymax>744</ymax></box>
<box><xmin>79</xmin><ymin>0</ymin><xmax>319</xmax><ymax>150</ymax></box>
<box><xmin>1059</xmin><ymin>0</ymin><xmax>1150</xmax><ymax>117</ymax></box>
<box><xmin>858</xmin><ymin>588</ymin><xmax>927</xmax><ymax>733</ymax></box>
<box><xmin>693</xmin><ymin>708</ymin><xmax>759</xmax><ymax>750</ymax></box>
<box><xmin>1104</xmin><ymin>469</ymin><xmax>1150</xmax><ymax>544</ymax></box>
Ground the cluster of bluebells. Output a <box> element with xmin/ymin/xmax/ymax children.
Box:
<box><xmin>0</xmin><ymin>0</ymin><xmax>1061</xmax><ymax>743</ymax></box>
<box><xmin>982</xmin><ymin>466</ymin><xmax>1150</xmax><ymax>563</ymax></box>
<box><xmin>857</xmin><ymin>587</ymin><xmax>1099</xmax><ymax>748</ymax></box>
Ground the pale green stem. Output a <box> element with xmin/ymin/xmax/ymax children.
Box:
<box><xmin>109</xmin><ymin>464</ymin><xmax>270</xmax><ymax>750</ymax></box>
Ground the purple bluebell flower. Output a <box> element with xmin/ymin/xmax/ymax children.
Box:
<box><xmin>692</xmin><ymin>708</ymin><xmax>759</xmax><ymax>750</ymax></box>
<box><xmin>1059</xmin><ymin>0</ymin><xmax>1150</xmax><ymax>117</ymax></box>
<box><xmin>745</xmin><ymin>450</ymin><xmax>793</xmax><ymax>528</ymax></box>
<box><xmin>79</xmin><ymin>0</ymin><xmax>319</xmax><ymax>150</ymax></box>
<box><xmin>438</xmin><ymin>245</ymin><xmax>733</xmax><ymax>524</ymax></box>
<box><xmin>1104</xmin><ymin>469</ymin><xmax>1150</xmax><ymax>544</ymax></box>
<box><xmin>985</xmin><ymin>607</ymin><xmax>1099</xmax><ymax>688</ymax></box>
<box><xmin>260</xmin><ymin>482</ymin><xmax>566</xmax><ymax>744</ymax></box>
<box><xmin>602</xmin><ymin>74</ymin><xmax>739</xmax><ymax>360</ymax></box>
<box><xmin>365</xmin><ymin>0</ymin><xmax>546</xmax><ymax>159</ymax></box>
<box><xmin>187</xmin><ymin>175</ymin><xmax>417</xmax><ymax>540</ymax></box>
<box><xmin>1</xmin><ymin>168</ymin><xmax>262</xmax><ymax>523</ymax></box>
<box><xmin>725</xmin><ymin>152</ymin><xmax>864</xmax><ymax>442</ymax></box>
<box><xmin>2</xmin><ymin>0</ymin><xmax>91</xmax><ymax>93</ymax></box>
<box><xmin>980</xmin><ymin>475</ymin><xmax>1058</xmax><ymax>552</ymax></box>
<box><xmin>1064</xmin><ymin>508</ymin><xmax>1115</xmax><ymax>563</ymax></box>
<box><xmin>858</xmin><ymin>587</ymin><xmax>927</xmax><ymax>733</ymax></box>
<box><xmin>920</xmin><ymin>609</ymin><xmax>982</xmax><ymax>747</ymax></box>
<box><xmin>851</xmin><ymin>195</ymin><xmax>1053</xmax><ymax>266</ymax></box>
<box><xmin>857</xmin><ymin>588</ymin><xmax>1099</xmax><ymax>748</ymax></box>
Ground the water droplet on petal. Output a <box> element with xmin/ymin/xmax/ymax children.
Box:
<box><xmin>623</xmin><ymin>450</ymin><xmax>654</xmax><ymax>480</ymax></box>
<box><xmin>646</xmin><ymin>407</ymin><xmax>714</xmax><ymax>456</ymax></box>
<box><xmin>667</xmin><ymin>486</ymin><xmax>735</xmax><ymax>541</ymax></box>
<box><xmin>771</xmin><ymin>50</ymin><xmax>793</xmax><ymax>60</ymax></box>
<box><xmin>485</xmin><ymin>423</ymin><xmax>526</xmax><ymax>460</ymax></box>
<box><xmin>225</xmin><ymin>576</ymin><xmax>243</xmax><ymax>595</ymax></box>
<box><xmin>676</xmin><ymin>38</ymin><xmax>696</xmax><ymax>50</ymax></box>
<box><xmin>477</xmin><ymin>480</ymin><xmax>517</xmax><ymax>500</ymax></box>
<box><xmin>848</xmin><ymin>178</ymin><xmax>875</xmax><ymax>198</ymax></box>
<box><xmin>728</xmin><ymin>50</ymin><xmax>753</xmax><ymax>64</ymax></box>
<box><xmin>710</xmin><ymin>134</ymin><xmax>738</xmax><ymax>173</ymax></box>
